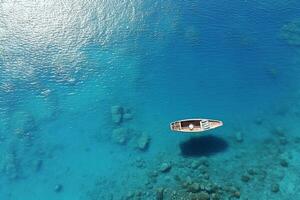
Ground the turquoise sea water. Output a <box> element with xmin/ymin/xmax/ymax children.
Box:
<box><xmin>1</xmin><ymin>0</ymin><xmax>300</xmax><ymax>199</ymax></box>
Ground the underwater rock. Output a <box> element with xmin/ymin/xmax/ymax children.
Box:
<box><xmin>136</xmin><ymin>133</ymin><xmax>150</xmax><ymax>151</ymax></box>
<box><xmin>111</xmin><ymin>105</ymin><xmax>123</xmax><ymax>124</ymax></box>
<box><xmin>145</xmin><ymin>179</ymin><xmax>153</xmax><ymax>189</ymax></box>
<box><xmin>202</xmin><ymin>173</ymin><xmax>210</xmax><ymax>180</ymax></box>
<box><xmin>231</xmin><ymin>190</ymin><xmax>241</xmax><ymax>199</ymax></box>
<box><xmin>235</xmin><ymin>131</ymin><xmax>243</xmax><ymax>143</ymax></box>
<box><xmin>241</xmin><ymin>174</ymin><xmax>251</xmax><ymax>182</ymax></box>
<box><xmin>111</xmin><ymin>127</ymin><xmax>129</xmax><ymax>145</ymax></box>
<box><xmin>181</xmin><ymin>176</ymin><xmax>193</xmax><ymax>189</ymax></box>
<box><xmin>34</xmin><ymin>159</ymin><xmax>43</xmax><ymax>172</ymax></box>
<box><xmin>192</xmin><ymin>191</ymin><xmax>210</xmax><ymax>200</ymax></box>
<box><xmin>281</xmin><ymin>19</ymin><xmax>300</xmax><ymax>46</ymax></box>
<box><xmin>203</xmin><ymin>183</ymin><xmax>218</xmax><ymax>194</ymax></box>
<box><xmin>148</xmin><ymin>170</ymin><xmax>159</xmax><ymax>179</ymax></box>
<box><xmin>254</xmin><ymin>117</ymin><xmax>263</xmax><ymax>125</ymax></box>
<box><xmin>188</xmin><ymin>182</ymin><xmax>200</xmax><ymax>193</ymax></box>
<box><xmin>54</xmin><ymin>184</ymin><xmax>63</xmax><ymax>193</ymax></box>
<box><xmin>10</xmin><ymin>111</ymin><xmax>37</xmax><ymax>138</ymax></box>
<box><xmin>111</xmin><ymin>105</ymin><xmax>123</xmax><ymax>115</ymax></box>
<box><xmin>135</xmin><ymin>157</ymin><xmax>146</xmax><ymax>168</ymax></box>
<box><xmin>125</xmin><ymin>191</ymin><xmax>134</xmax><ymax>199</ymax></box>
<box><xmin>211</xmin><ymin>193</ymin><xmax>221</xmax><ymax>200</ymax></box>
<box><xmin>205</xmin><ymin>182</ymin><xmax>216</xmax><ymax>192</ymax></box>
<box><xmin>123</xmin><ymin>113</ymin><xmax>133</xmax><ymax>121</ymax></box>
<box><xmin>185</xmin><ymin>176</ymin><xmax>193</xmax><ymax>185</ymax></box>
<box><xmin>111</xmin><ymin>113</ymin><xmax>122</xmax><ymax>125</ymax></box>
<box><xmin>133</xmin><ymin>191</ymin><xmax>142</xmax><ymax>199</ymax></box>
<box><xmin>159</xmin><ymin>162</ymin><xmax>172</xmax><ymax>173</ymax></box>
<box><xmin>111</xmin><ymin>105</ymin><xmax>134</xmax><ymax>125</ymax></box>
<box><xmin>3</xmin><ymin>152</ymin><xmax>19</xmax><ymax>180</ymax></box>
<box><xmin>271</xmin><ymin>183</ymin><xmax>280</xmax><ymax>193</ymax></box>
<box><xmin>279</xmin><ymin>159</ymin><xmax>288</xmax><ymax>167</ymax></box>
<box><xmin>190</xmin><ymin>160</ymin><xmax>201</xmax><ymax>169</ymax></box>
<box><xmin>123</xmin><ymin>108</ymin><xmax>133</xmax><ymax>121</ymax></box>
<box><xmin>247</xmin><ymin>168</ymin><xmax>257</xmax><ymax>176</ymax></box>
<box><xmin>156</xmin><ymin>188</ymin><xmax>164</xmax><ymax>200</ymax></box>
<box><xmin>223</xmin><ymin>185</ymin><xmax>241</xmax><ymax>199</ymax></box>
<box><xmin>257</xmin><ymin>170</ymin><xmax>268</xmax><ymax>182</ymax></box>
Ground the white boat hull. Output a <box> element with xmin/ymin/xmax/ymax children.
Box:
<box><xmin>170</xmin><ymin>118</ymin><xmax>223</xmax><ymax>133</ymax></box>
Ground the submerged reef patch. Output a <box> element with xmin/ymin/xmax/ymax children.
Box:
<box><xmin>111</xmin><ymin>105</ymin><xmax>133</xmax><ymax>125</ymax></box>
<box><xmin>2</xmin><ymin>149</ymin><xmax>19</xmax><ymax>180</ymax></box>
<box><xmin>111</xmin><ymin>127</ymin><xmax>151</xmax><ymax>152</ymax></box>
<box><xmin>9</xmin><ymin>111</ymin><xmax>37</xmax><ymax>138</ymax></box>
<box><xmin>111</xmin><ymin>105</ymin><xmax>124</xmax><ymax>124</ymax></box>
<box><xmin>111</xmin><ymin>127</ymin><xmax>130</xmax><ymax>145</ymax></box>
<box><xmin>0</xmin><ymin>104</ymin><xmax>50</xmax><ymax>183</ymax></box>
<box><xmin>110</xmin><ymin>104</ymin><xmax>151</xmax><ymax>152</ymax></box>
<box><xmin>136</xmin><ymin>133</ymin><xmax>150</xmax><ymax>151</ymax></box>
<box><xmin>281</xmin><ymin>19</ymin><xmax>300</xmax><ymax>46</ymax></box>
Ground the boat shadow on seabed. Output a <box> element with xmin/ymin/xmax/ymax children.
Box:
<box><xmin>179</xmin><ymin>135</ymin><xmax>228</xmax><ymax>157</ymax></box>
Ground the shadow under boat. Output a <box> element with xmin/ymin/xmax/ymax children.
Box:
<box><xmin>179</xmin><ymin>135</ymin><xmax>228</xmax><ymax>157</ymax></box>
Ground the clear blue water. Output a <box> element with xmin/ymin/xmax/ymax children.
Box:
<box><xmin>1</xmin><ymin>0</ymin><xmax>300</xmax><ymax>199</ymax></box>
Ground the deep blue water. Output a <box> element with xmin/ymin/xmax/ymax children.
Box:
<box><xmin>1</xmin><ymin>0</ymin><xmax>300</xmax><ymax>199</ymax></box>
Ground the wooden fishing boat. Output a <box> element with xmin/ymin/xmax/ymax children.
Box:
<box><xmin>170</xmin><ymin>118</ymin><xmax>223</xmax><ymax>133</ymax></box>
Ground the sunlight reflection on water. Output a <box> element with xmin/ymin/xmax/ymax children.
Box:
<box><xmin>0</xmin><ymin>0</ymin><xmax>139</xmax><ymax>83</ymax></box>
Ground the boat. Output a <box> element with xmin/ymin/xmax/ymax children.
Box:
<box><xmin>170</xmin><ymin>118</ymin><xmax>223</xmax><ymax>133</ymax></box>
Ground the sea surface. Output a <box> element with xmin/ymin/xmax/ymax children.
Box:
<box><xmin>0</xmin><ymin>0</ymin><xmax>300</xmax><ymax>199</ymax></box>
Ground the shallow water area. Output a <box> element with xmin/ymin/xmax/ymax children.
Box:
<box><xmin>1</xmin><ymin>0</ymin><xmax>300</xmax><ymax>200</ymax></box>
